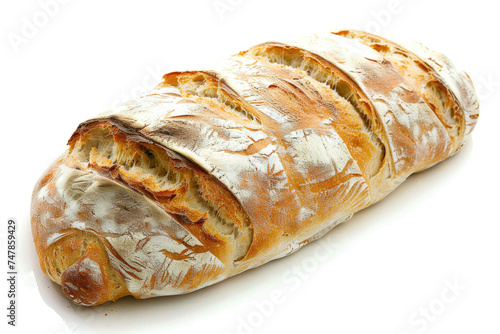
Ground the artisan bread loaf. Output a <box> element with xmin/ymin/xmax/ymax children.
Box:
<box><xmin>31</xmin><ymin>30</ymin><xmax>479</xmax><ymax>306</ymax></box>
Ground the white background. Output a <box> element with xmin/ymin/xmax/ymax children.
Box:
<box><xmin>1</xmin><ymin>0</ymin><xmax>499</xmax><ymax>333</ymax></box>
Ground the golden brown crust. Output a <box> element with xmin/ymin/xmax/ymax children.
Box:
<box><xmin>334</xmin><ymin>29</ymin><xmax>479</xmax><ymax>153</ymax></box>
<box><xmin>31</xmin><ymin>31</ymin><xmax>479</xmax><ymax>305</ymax></box>
<box><xmin>31</xmin><ymin>158</ymin><xmax>130</xmax><ymax>305</ymax></box>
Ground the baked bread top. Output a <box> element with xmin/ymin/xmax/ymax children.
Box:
<box><xmin>31</xmin><ymin>31</ymin><xmax>479</xmax><ymax>305</ymax></box>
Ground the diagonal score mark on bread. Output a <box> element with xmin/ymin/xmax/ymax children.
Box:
<box><xmin>160</xmin><ymin>71</ymin><xmax>263</xmax><ymax>128</ymax></box>
<box><xmin>244</xmin><ymin>43</ymin><xmax>387</xmax><ymax>181</ymax></box>
<box><xmin>69</xmin><ymin>123</ymin><xmax>254</xmax><ymax>263</ymax></box>
<box><xmin>334</xmin><ymin>30</ymin><xmax>471</xmax><ymax>153</ymax></box>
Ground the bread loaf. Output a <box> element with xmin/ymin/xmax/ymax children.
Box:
<box><xmin>31</xmin><ymin>30</ymin><xmax>479</xmax><ymax>306</ymax></box>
